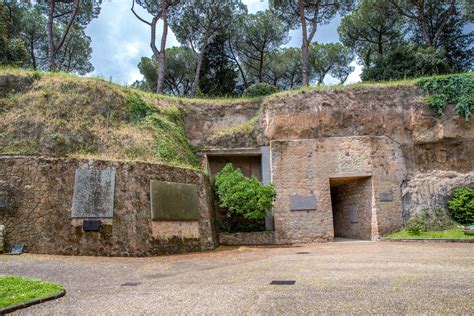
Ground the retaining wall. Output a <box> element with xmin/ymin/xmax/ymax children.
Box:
<box><xmin>0</xmin><ymin>156</ymin><xmax>217</xmax><ymax>256</ymax></box>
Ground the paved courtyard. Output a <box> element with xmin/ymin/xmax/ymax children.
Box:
<box><xmin>1</xmin><ymin>241</ymin><xmax>473</xmax><ymax>315</ymax></box>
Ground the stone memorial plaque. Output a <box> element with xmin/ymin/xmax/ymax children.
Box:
<box><xmin>150</xmin><ymin>180</ymin><xmax>199</xmax><ymax>221</ymax></box>
<box><xmin>350</xmin><ymin>206</ymin><xmax>358</xmax><ymax>223</ymax></box>
<box><xmin>379</xmin><ymin>192</ymin><xmax>393</xmax><ymax>202</ymax></box>
<box><xmin>290</xmin><ymin>195</ymin><xmax>317</xmax><ymax>211</ymax></box>
<box><xmin>82</xmin><ymin>219</ymin><xmax>102</xmax><ymax>232</ymax></box>
<box><xmin>71</xmin><ymin>169</ymin><xmax>116</xmax><ymax>218</ymax></box>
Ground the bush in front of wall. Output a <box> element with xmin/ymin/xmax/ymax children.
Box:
<box><xmin>242</xmin><ymin>83</ymin><xmax>278</xmax><ymax>98</ymax></box>
<box><xmin>214</xmin><ymin>163</ymin><xmax>276</xmax><ymax>232</ymax></box>
<box><xmin>448</xmin><ymin>187</ymin><xmax>474</xmax><ymax>225</ymax></box>
<box><xmin>405</xmin><ymin>208</ymin><xmax>454</xmax><ymax>235</ymax></box>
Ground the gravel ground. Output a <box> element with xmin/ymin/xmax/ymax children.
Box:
<box><xmin>1</xmin><ymin>241</ymin><xmax>473</xmax><ymax>315</ymax></box>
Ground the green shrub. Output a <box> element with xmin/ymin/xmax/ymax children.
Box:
<box><xmin>214</xmin><ymin>163</ymin><xmax>276</xmax><ymax>232</ymax></box>
<box><xmin>243</xmin><ymin>83</ymin><xmax>278</xmax><ymax>98</ymax></box>
<box><xmin>448</xmin><ymin>187</ymin><xmax>474</xmax><ymax>225</ymax></box>
<box><xmin>127</xmin><ymin>92</ymin><xmax>154</xmax><ymax>120</ymax></box>
<box><xmin>405</xmin><ymin>208</ymin><xmax>454</xmax><ymax>235</ymax></box>
<box><xmin>417</xmin><ymin>73</ymin><xmax>474</xmax><ymax>121</ymax></box>
<box><xmin>406</xmin><ymin>215</ymin><xmax>424</xmax><ymax>235</ymax></box>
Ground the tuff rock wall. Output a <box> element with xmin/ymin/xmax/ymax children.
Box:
<box><xmin>184</xmin><ymin>85</ymin><xmax>474</xmax><ymax>223</ymax></box>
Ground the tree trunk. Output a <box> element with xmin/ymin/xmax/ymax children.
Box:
<box><xmin>156</xmin><ymin>7</ymin><xmax>169</xmax><ymax>94</ymax></box>
<box><xmin>29</xmin><ymin>36</ymin><xmax>37</xmax><ymax>70</ymax></box>
<box><xmin>190</xmin><ymin>33</ymin><xmax>209</xmax><ymax>97</ymax></box>
<box><xmin>416</xmin><ymin>0</ymin><xmax>431</xmax><ymax>46</ymax></box>
<box><xmin>258</xmin><ymin>50</ymin><xmax>264</xmax><ymax>83</ymax></box>
<box><xmin>299</xmin><ymin>0</ymin><xmax>310</xmax><ymax>86</ymax></box>
<box><xmin>47</xmin><ymin>1</ymin><xmax>56</xmax><ymax>71</ymax></box>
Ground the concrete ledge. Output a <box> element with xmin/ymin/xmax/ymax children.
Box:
<box><xmin>0</xmin><ymin>289</ymin><xmax>66</xmax><ymax>314</ymax></box>
<box><xmin>381</xmin><ymin>237</ymin><xmax>474</xmax><ymax>243</ymax></box>
<box><xmin>219</xmin><ymin>231</ymin><xmax>275</xmax><ymax>246</ymax></box>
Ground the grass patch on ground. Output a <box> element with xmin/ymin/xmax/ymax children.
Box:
<box><xmin>386</xmin><ymin>228</ymin><xmax>474</xmax><ymax>239</ymax></box>
<box><xmin>0</xmin><ymin>275</ymin><xmax>63</xmax><ymax>309</ymax></box>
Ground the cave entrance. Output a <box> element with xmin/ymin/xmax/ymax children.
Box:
<box><xmin>329</xmin><ymin>176</ymin><xmax>373</xmax><ymax>240</ymax></box>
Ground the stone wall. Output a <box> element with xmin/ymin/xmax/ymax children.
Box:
<box><xmin>271</xmin><ymin>137</ymin><xmax>404</xmax><ymax>243</ymax></box>
<box><xmin>185</xmin><ymin>85</ymin><xmax>473</xmax><ymax>223</ymax></box>
<box><xmin>0</xmin><ymin>156</ymin><xmax>217</xmax><ymax>256</ymax></box>
<box><xmin>218</xmin><ymin>231</ymin><xmax>275</xmax><ymax>246</ymax></box>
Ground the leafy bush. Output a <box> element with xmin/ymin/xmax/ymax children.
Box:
<box><xmin>243</xmin><ymin>83</ymin><xmax>278</xmax><ymax>98</ymax></box>
<box><xmin>417</xmin><ymin>73</ymin><xmax>474</xmax><ymax>120</ymax></box>
<box><xmin>405</xmin><ymin>214</ymin><xmax>426</xmax><ymax>235</ymax></box>
<box><xmin>214</xmin><ymin>163</ymin><xmax>276</xmax><ymax>232</ymax></box>
<box><xmin>405</xmin><ymin>208</ymin><xmax>454</xmax><ymax>235</ymax></box>
<box><xmin>448</xmin><ymin>187</ymin><xmax>474</xmax><ymax>225</ymax></box>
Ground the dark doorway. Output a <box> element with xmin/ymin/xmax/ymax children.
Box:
<box><xmin>329</xmin><ymin>176</ymin><xmax>373</xmax><ymax>240</ymax></box>
<box><xmin>207</xmin><ymin>155</ymin><xmax>261</xmax><ymax>181</ymax></box>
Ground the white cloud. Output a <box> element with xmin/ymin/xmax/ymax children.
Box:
<box><xmin>245</xmin><ymin>0</ymin><xmax>268</xmax><ymax>12</ymax></box>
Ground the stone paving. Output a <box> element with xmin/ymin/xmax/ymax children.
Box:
<box><xmin>1</xmin><ymin>241</ymin><xmax>473</xmax><ymax>315</ymax></box>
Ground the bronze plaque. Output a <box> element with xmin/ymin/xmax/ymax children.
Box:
<box><xmin>150</xmin><ymin>181</ymin><xmax>199</xmax><ymax>221</ymax></box>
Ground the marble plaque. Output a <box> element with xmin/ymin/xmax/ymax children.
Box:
<box><xmin>379</xmin><ymin>192</ymin><xmax>393</xmax><ymax>202</ymax></box>
<box><xmin>150</xmin><ymin>180</ymin><xmax>199</xmax><ymax>221</ymax></box>
<box><xmin>71</xmin><ymin>169</ymin><xmax>115</xmax><ymax>218</ymax></box>
<box><xmin>290</xmin><ymin>195</ymin><xmax>317</xmax><ymax>211</ymax></box>
<box><xmin>350</xmin><ymin>206</ymin><xmax>358</xmax><ymax>223</ymax></box>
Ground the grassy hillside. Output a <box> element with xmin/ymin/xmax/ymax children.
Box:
<box><xmin>1</xmin><ymin>68</ymin><xmax>471</xmax><ymax>169</ymax></box>
<box><xmin>0</xmin><ymin>69</ymin><xmax>198</xmax><ymax>168</ymax></box>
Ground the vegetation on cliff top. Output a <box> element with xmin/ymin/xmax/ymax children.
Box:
<box><xmin>0</xmin><ymin>69</ymin><xmax>198</xmax><ymax>168</ymax></box>
<box><xmin>1</xmin><ymin>69</ymin><xmax>472</xmax><ymax>167</ymax></box>
<box><xmin>417</xmin><ymin>73</ymin><xmax>473</xmax><ymax>120</ymax></box>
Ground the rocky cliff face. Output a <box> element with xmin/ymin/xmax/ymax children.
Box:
<box><xmin>183</xmin><ymin>84</ymin><xmax>474</xmax><ymax>220</ymax></box>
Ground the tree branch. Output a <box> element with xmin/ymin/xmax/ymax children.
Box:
<box><xmin>131</xmin><ymin>0</ymin><xmax>151</xmax><ymax>26</ymax></box>
<box><xmin>54</xmin><ymin>0</ymin><xmax>81</xmax><ymax>54</ymax></box>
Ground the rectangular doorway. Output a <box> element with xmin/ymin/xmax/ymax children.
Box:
<box><xmin>329</xmin><ymin>176</ymin><xmax>372</xmax><ymax>240</ymax></box>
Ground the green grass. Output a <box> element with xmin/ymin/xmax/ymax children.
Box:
<box><xmin>386</xmin><ymin>228</ymin><xmax>474</xmax><ymax>239</ymax></box>
<box><xmin>0</xmin><ymin>275</ymin><xmax>63</xmax><ymax>309</ymax></box>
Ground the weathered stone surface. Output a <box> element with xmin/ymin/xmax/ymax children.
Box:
<box><xmin>219</xmin><ymin>231</ymin><xmax>275</xmax><ymax>246</ymax></box>
<box><xmin>150</xmin><ymin>181</ymin><xmax>199</xmax><ymax>221</ymax></box>
<box><xmin>71</xmin><ymin>168</ymin><xmax>116</xmax><ymax>218</ymax></box>
<box><xmin>184</xmin><ymin>85</ymin><xmax>473</xmax><ymax>237</ymax></box>
<box><xmin>401</xmin><ymin>171</ymin><xmax>474</xmax><ymax>220</ymax></box>
<box><xmin>0</xmin><ymin>156</ymin><xmax>217</xmax><ymax>256</ymax></box>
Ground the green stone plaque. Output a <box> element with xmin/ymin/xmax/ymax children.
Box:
<box><xmin>150</xmin><ymin>180</ymin><xmax>200</xmax><ymax>221</ymax></box>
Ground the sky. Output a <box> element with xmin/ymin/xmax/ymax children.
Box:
<box><xmin>85</xmin><ymin>0</ymin><xmax>362</xmax><ymax>86</ymax></box>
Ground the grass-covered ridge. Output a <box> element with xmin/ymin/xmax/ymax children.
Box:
<box><xmin>386</xmin><ymin>228</ymin><xmax>474</xmax><ymax>239</ymax></box>
<box><xmin>1</xmin><ymin>69</ymin><xmax>472</xmax><ymax>168</ymax></box>
<box><xmin>0</xmin><ymin>68</ymin><xmax>198</xmax><ymax>168</ymax></box>
<box><xmin>0</xmin><ymin>275</ymin><xmax>63</xmax><ymax>309</ymax></box>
